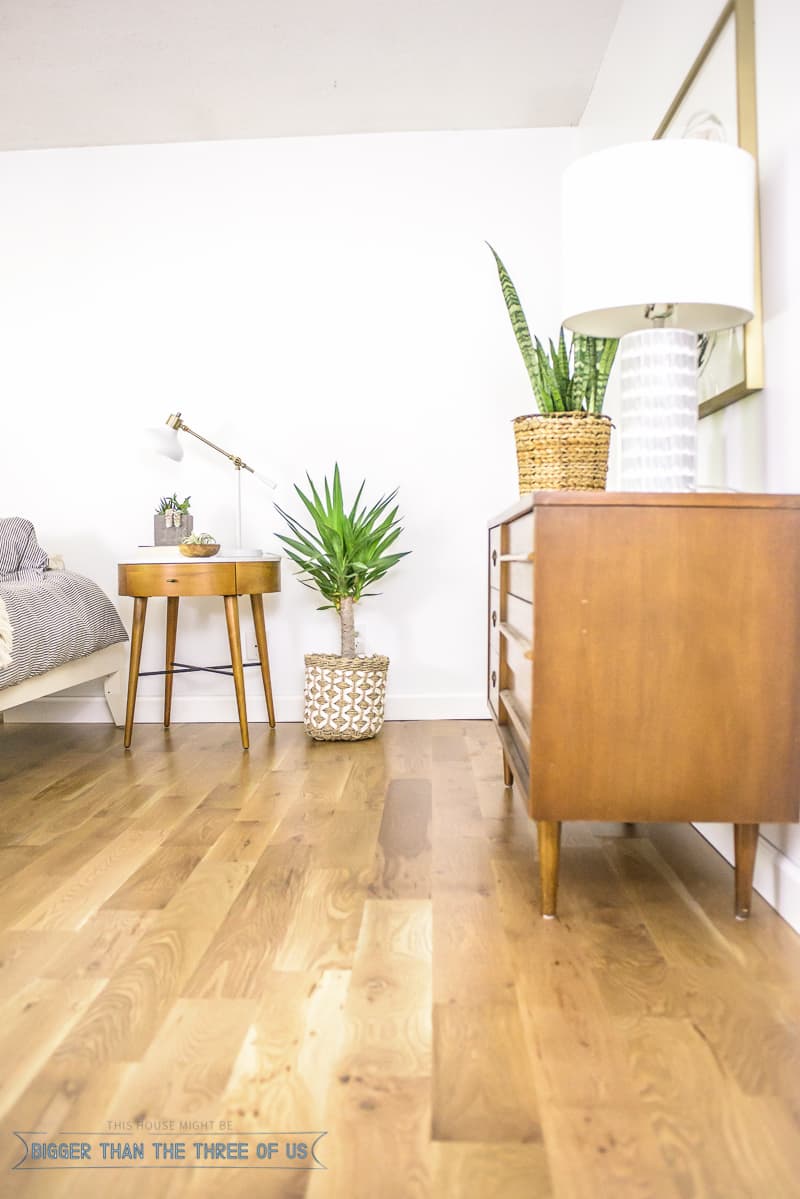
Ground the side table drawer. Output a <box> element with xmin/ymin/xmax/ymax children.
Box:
<box><xmin>118</xmin><ymin>562</ymin><xmax>237</xmax><ymax>597</ymax></box>
<box><xmin>235</xmin><ymin>560</ymin><xmax>281</xmax><ymax>595</ymax></box>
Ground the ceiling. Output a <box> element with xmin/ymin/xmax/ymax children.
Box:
<box><xmin>0</xmin><ymin>0</ymin><xmax>623</xmax><ymax>151</ymax></box>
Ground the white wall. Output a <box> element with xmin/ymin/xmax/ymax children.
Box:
<box><xmin>0</xmin><ymin>128</ymin><xmax>576</xmax><ymax>724</ymax></box>
<box><xmin>581</xmin><ymin>0</ymin><xmax>800</xmax><ymax>930</ymax></box>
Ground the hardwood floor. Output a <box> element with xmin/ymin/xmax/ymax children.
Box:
<box><xmin>1</xmin><ymin>719</ymin><xmax>800</xmax><ymax>1198</ymax></box>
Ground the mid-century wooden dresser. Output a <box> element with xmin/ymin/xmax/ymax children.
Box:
<box><xmin>487</xmin><ymin>492</ymin><xmax>800</xmax><ymax>918</ymax></box>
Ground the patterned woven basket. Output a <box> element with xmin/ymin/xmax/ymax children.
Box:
<box><xmin>513</xmin><ymin>411</ymin><xmax>612</xmax><ymax>493</ymax></box>
<box><xmin>303</xmin><ymin>653</ymin><xmax>389</xmax><ymax>741</ymax></box>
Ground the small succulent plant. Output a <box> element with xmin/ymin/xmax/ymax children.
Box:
<box><xmin>181</xmin><ymin>533</ymin><xmax>217</xmax><ymax>545</ymax></box>
<box><xmin>155</xmin><ymin>493</ymin><xmax>191</xmax><ymax>515</ymax></box>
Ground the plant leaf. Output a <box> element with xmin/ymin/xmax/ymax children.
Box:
<box><xmin>274</xmin><ymin>469</ymin><xmax>410</xmax><ymax>610</ymax></box>
<box><xmin>487</xmin><ymin>243</ymin><xmax>548</xmax><ymax>414</ymax></box>
<box><xmin>592</xmin><ymin>337</ymin><xmax>619</xmax><ymax>414</ymax></box>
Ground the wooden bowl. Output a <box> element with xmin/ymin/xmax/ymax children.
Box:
<box><xmin>179</xmin><ymin>543</ymin><xmax>220</xmax><ymax>558</ymax></box>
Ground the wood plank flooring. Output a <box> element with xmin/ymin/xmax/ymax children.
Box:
<box><xmin>1</xmin><ymin>719</ymin><xmax>800</xmax><ymax>1197</ymax></box>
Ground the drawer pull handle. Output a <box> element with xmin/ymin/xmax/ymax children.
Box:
<box><xmin>491</xmin><ymin>549</ymin><xmax>498</xmax><ymax>566</ymax></box>
<box><xmin>491</xmin><ymin>610</ymin><xmax>497</xmax><ymax>627</ymax></box>
<box><xmin>166</xmin><ymin>578</ymin><xmax>178</xmax><ymax>583</ymax></box>
<box><xmin>491</xmin><ymin>670</ymin><xmax>497</xmax><ymax>687</ymax></box>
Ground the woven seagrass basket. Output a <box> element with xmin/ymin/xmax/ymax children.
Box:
<box><xmin>513</xmin><ymin>411</ymin><xmax>612</xmax><ymax>493</ymax></box>
<box><xmin>303</xmin><ymin>653</ymin><xmax>389</xmax><ymax>741</ymax></box>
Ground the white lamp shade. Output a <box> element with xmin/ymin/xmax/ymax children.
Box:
<box><xmin>143</xmin><ymin>425</ymin><xmax>184</xmax><ymax>461</ymax></box>
<box><xmin>561</xmin><ymin>139</ymin><xmax>756</xmax><ymax>336</ymax></box>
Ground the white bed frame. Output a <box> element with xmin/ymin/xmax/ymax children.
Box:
<box><xmin>0</xmin><ymin>642</ymin><xmax>127</xmax><ymax>726</ymax></box>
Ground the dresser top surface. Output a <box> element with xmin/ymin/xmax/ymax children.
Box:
<box><xmin>489</xmin><ymin>491</ymin><xmax>800</xmax><ymax>526</ymax></box>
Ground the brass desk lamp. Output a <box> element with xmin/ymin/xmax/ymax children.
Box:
<box><xmin>151</xmin><ymin>412</ymin><xmax>276</xmax><ymax>559</ymax></box>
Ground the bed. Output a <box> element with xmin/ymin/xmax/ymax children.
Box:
<box><xmin>0</xmin><ymin>518</ymin><xmax>128</xmax><ymax>725</ymax></box>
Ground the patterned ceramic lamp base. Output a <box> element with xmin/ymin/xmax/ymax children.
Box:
<box><xmin>619</xmin><ymin>328</ymin><xmax>698</xmax><ymax>491</ymax></box>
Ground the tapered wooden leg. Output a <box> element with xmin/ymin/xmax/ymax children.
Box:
<box><xmin>250</xmin><ymin>593</ymin><xmax>276</xmax><ymax>729</ymax></box>
<box><xmin>164</xmin><ymin>596</ymin><xmax>179</xmax><ymax>728</ymax></box>
<box><xmin>734</xmin><ymin>823</ymin><xmax>759</xmax><ymax>919</ymax></box>
<box><xmin>224</xmin><ymin>594</ymin><xmax>249</xmax><ymax>750</ymax></box>
<box><xmin>537</xmin><ymin>820</ymin><xmax>562</xmax><ymax>919</ymax></box>
<box><xmin>502</xmin><ymin>751</ymin><xmax>513</xmax><ymax>787</ymax></box>
<box><xmin>123</xmin><ymin>597</ymin><xmax>148</xmax><ymax>749</ymax></box>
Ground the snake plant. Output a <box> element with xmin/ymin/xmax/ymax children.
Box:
<box><xmin>488</xmin><ymin>244</ymin><xmax>618</xmax><ymax>416</ymax></box>
<box><xmin>275</xmin><ymin>465</ymin><xmax>410</xmax><ymax>657</ymax></box>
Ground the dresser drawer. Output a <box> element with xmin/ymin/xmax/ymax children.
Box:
<box><xmin>507</xmin><ymin>511</ymin><xmax>535</xmax><ymax>557</ymax></box>
<box><xmin>490</xmin><ymin>513</ymin><xmax>534</xmax><ymax>602</ymax></box>
<box><xmin>507</xmin><ymin>562</ymin><xmax>533</xmax><ymax>604</ymax></box>
<box><xmin>488</xmin><ymin>652</ymin><xmax>500</xmax><ymax>717</ymax></box>
<box><xmin>118</xmin><ymin>562</ymin><xmax>237</xmax><ymax>597</ymax></box>
<box><xmin>503</xmin><ymin>592</ymin><xmax>532</xmax><ymax>645</ymax></box>
<box><xmin>502</xmin><ymin>627</ymin><xmax>532</xmax><ymax>728</ymax></box>
<box><xmin>501</xmin><ymin>691</ymin><xmax>530</xmax><ymax>765</ymax></box>
<box><xmin>489</xmin><ymin>587</ymin><xmax>500</xmax><ymax>657</ymax></box>
<box><xmin>506</xmin><ymin>507</ymin><xmax>535</xmax><ymax>604</ymax></box>
<box><xmin>489</xmin><ymin>526</ymin><xmax>501</xmax><ymax>589</ymax></box>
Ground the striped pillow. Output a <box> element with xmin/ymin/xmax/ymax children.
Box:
<box><xmin>0</xmin><ymin>517</ymin><xmax>50</xmax><ymax>583</ymax></box>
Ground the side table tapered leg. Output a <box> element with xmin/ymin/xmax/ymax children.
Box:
<box><xmin>124</xmin><ymin>596</ymin><xmax>148</xmax><ymax>749</ymax></box>
<box><xmin>502</xmin><ymin>751</ymin><xmax>513</xmax><ymax>787</ymax></box>
<box><xmin>250</xmin><ymin>593</ymin><xmax>276</xmax><ymax>728</ymax></box>
<box><xmin>734</xmin><ymin>823</ymin><xmax>759</xmax><ymax>919</ymax></box>
<box><xmin>224</xmin><ymin>594</ymin><xmax>249</xmax><ymax>750</ymax></box>
<box><xmin>537</xmin><ymin>820</ymin><xmax>562</xmax><ymax>919</ymax></box>
<box><xmin>164</xmin><ymin>596</ymin><xmax>179</xmax><ymax>728</ymax></box>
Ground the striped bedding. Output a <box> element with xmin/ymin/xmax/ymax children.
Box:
<box><xmin>0</xmin><ymin>518</ymin><xmax>127</xmax><ymax>691</ymax></box>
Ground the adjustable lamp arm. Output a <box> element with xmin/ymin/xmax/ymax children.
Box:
<box><xmin>159</xmin><ymin>412</ymin><xmax>276</xmax><ymax>552</ymax></box>
<box><xmin>166</xmin><ymin>412</ymin><xmax>255</xmax><ymax>474</ymax></box>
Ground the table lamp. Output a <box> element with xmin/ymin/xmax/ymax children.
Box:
<box><xmin>560</xmin><ymin>139</ymin><xmax>756</xmax><ymax>490</ymax></box>
<box><xmin>147</xmin><ymin>412</ymin><xmax>276</xmax><ymax>558</ymax></box>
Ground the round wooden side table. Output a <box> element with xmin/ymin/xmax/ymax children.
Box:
<box><xmin>118</xmin><ymin>555</ymin><xmax>280</xmax><ymax>750</ymax></box>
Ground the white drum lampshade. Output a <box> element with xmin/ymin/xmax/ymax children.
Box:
<box><xmin>561</xmin><ymin>139</ymin><xmax>756</xmax><ymax>490</ymax></box>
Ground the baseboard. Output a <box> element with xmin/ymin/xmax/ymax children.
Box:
<box><xmin>693</xmin><ymin>822</ymin><xmax>800</xmax><ymax>934</ymax></box>
<box><xmin>3</xmin><ymin>692</ymin><xmax>489</xmax><ymax>724</ymax></box>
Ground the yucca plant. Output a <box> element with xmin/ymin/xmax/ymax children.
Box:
<box><xmin>488</xmin><ymin>244</ymin><xmax>618</xmax><ymax>415</ymax></box>
<box><xmin>275</xmin><ymin>465</ymin><xmax>410</xmax><ymax>657</ymax></box>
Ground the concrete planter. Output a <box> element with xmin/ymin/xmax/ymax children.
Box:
<box><xmin>154</xmin><ymin>511</ymin><xmax>193</xmax><ymax>546</ymax></box>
